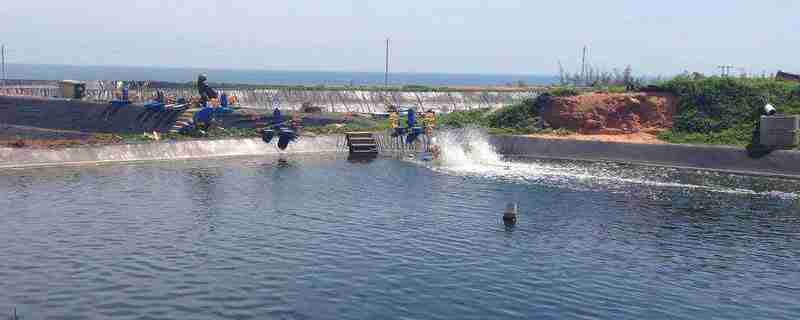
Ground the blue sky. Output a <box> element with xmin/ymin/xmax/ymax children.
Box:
<box><xmin>1</xmin><ymin>0</ymin><xmax>798</xmax><ymax>76</ymax></box>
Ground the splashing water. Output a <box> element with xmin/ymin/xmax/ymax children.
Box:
<box><xmin>426</xmin><ymin>128</ymin><xmax>799</xmax><ymax>199</ymax></box>
<box><xmin>433</xmin><ymin>127</ymin><xmax>501</xmax><ymax>168</ymax></box>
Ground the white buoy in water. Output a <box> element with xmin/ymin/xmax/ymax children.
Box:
<box><xmin>503</xmin><ymin>202</ymin><xmax>518</xmax><ymax>224</ymax></box>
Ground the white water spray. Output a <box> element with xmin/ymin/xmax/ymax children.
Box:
<box><xmin>433</xmin><ymin>127</ymin><xmax>502</xmax><ymax>169</ymax></box>
<box><xmin>426</xmin><ymin>128</ymin><xmax>798</xmax><ymax>199</ymax></box>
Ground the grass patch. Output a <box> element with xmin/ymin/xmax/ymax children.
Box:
<box><xmin>657</xmin><ymin>124</ymin><xmax>752</xmax><ymax>146</ymax></box>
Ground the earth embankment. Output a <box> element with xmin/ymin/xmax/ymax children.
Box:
<box><xmin>539</xmin><ymin>92</ymin><xmax>677</xmax><ymax>134</ymax></box>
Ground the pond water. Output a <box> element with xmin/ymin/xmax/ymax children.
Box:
<box><xmin>1</xmin><ymin>137</ymin><xmax>800</xmax><ymax>319</ymax></box>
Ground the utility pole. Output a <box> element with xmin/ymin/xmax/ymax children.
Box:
<box><xmin>1</xmin><ymin>44</ymin><xmax>5</xmax><ymax>88</ymax></box>
<box><xmin>581</xmin><ymin>46</ymin><xmax>587</xmax><ymax>86</ymax></box>
<box><xmin>384</xmin><ymin>38</ymin><xmax>390</xmax><ymax>87</ymax></box>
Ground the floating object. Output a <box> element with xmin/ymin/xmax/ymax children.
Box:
<box><xmin>276</xmin><ymin>128</ymin><xmax>296</xmax><ymax>150</ymax></box>
<box><xmin>262</xmin><ymin>127</ymin><xmax>297</xmax><ymax>150</ymax></box>
<box><xmin>503</xmin><ymin>202</ymin><xmax>518</xmax><ymax>224</ymax></box>
<box><xmin>260</xmin><ymin>110</ymin><xmax>300</xmax><ymax>150</ymax></box>
<box><xmin>262</xmin><ymin>129</ymin><xmax>275</xmax><ymax>143</ymax></box>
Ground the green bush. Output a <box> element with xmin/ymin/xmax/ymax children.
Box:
<box><xmin>549</xmin><ymin>87</ymin><xmax>580</xmax><ymax>97</ymax></box>
<box><xmin>605</xmin><ymin>85</ymin><xmax>628</xmax><ymax>94</ymax></box>
<box><xmin>486</xmin><ymin>97</ymin><xmax>540</xmax><ymax>128</ymax></box>
<box><xmin>438</xmin><ymin>95</ymin><xmax>555</xmax><ymax>133</ymax></box>
<box><xmin>657</xmin><ymin>123</ymin><xmax>753</xmax><ymax>146</ymax></box>
<box><xmin>436</xmin><ymin>96</ymin><xmax>545</xmax><ymax>134</ymax></box>
<box><xmin>659</xmin><ymin>77</ymin><xmax>800</xmax><ymax>133</ymax></box>
<box><xmin>655</xmin><ymin>77</ymin><xmax>800</xmax><ymax>146</ymax></box>
<box><xmin>438</xmin><ymin>108</ymin><xmax>491</xmax><ymax>128</ymax></box>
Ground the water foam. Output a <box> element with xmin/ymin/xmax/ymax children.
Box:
<box><xmin>426</xmin><ymin>128</ymin><xmax>799</xmax><ymax>200</ymax></box>
<box><xmin>434</xmin><ymin>128</ymin><xmax>502</xmax><ymax>169</ymax></box>
<box><xmin>0</xmin><ymin>136</ymin><xmax>346</xmax><ymax>169</ymax></box>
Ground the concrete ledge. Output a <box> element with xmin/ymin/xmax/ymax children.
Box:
<box><xmin>0</xmin><ymin>136</ymin><xmax>342</xmax><ymax>169</ymax></box>
<box><xmin>490</xmin><ymin>136</ymin><xmax>800</xmax><ymax>179</ymax></box>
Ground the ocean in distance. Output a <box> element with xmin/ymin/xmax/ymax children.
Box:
<box><xmin>3</xmin><ymin>63</ymin><xmax>559</xmax><ymax>87</ymax></box>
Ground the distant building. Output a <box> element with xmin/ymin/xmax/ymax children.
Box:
<box><xmin>776</xmin><ymin>70</ymin><xmax>800</xmax><ymax>82</ymax></box>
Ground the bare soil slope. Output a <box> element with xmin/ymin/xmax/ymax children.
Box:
<box><xmin>540</xmin><ymin>92</ymin><xmax>677</xmax><ymax>135</ymax></box>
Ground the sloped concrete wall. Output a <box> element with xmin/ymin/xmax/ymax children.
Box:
<box><xmin>0</xmin><ymin>136</ymin><xmax>343</xmax><ymax>168</ymax></box>
<box><xmin>3</xmin><ymin>81</ymin><xmax>543</xmax><ymax>113</ymax></box>
<box><xmin>491</xmin><ymin>135</ymin><xmax>800</xmax><ymax>178</ymax></box>
<box><xmin>0</xmin><ymin>96</ymin><xmax>179</xmax><ymax>133</ymax></box>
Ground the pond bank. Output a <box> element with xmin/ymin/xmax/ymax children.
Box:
<box><xmin>5</xmin><ymin>133</ymin><xmax>800</xmax><ymax>179</ymax></box>
<box><xmin>491</xmin><ymin>135</ymin><xmax>800</xmax><ymax>179</ymax></box>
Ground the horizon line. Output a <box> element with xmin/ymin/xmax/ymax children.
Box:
<box><xmin>4</xmin><ymin>62</ymin><xmax>564</xmax><ymax>78</ymax></box>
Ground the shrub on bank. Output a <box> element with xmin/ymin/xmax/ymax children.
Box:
<box><xmin>548</xmin><ymin>87</ymin><xmax>580</xmax><ymax>97</ymax></box>
<box><xmin>438</xmin><ymin>108</ymin><xmax>492</xmax><ymax>128</ymax></box>
<box><xmin>438</xmin><ymin>95</ymin><xmax>551</xmax><ymax>134</ymax></box>
<box><xmin>486</xmin><ymin>97</ymin><xmax>540</xmax><ymax>129</ymax></box>
<box><xmin>657</xmin><ymin>123</ymin><xmax>753</xmax><ymax>146</ymax></box>
<box><xmin>656</xmin><ymin>76</ymin><xmax>800</xmax><ymax>145</ymax></box>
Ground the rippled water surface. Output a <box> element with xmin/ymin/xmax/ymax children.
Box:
<box><xmin>2</xmin><ymin>154</ymin><xmax>800</xmax><ymax>319</ymax></box>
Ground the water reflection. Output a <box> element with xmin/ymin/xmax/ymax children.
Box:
<box><xmin>346</xmin><ymin>154</ymin><xmax>377</xmax><ymax>163</ymax></box>
<box><xmin>186</xmin><ymin>168</ymin><xmax>221</xmax><ymax>232</ymax></box>
<box><xmin>503</xmin><ymin>220</ymin><xmax>516</xmax><ymax>233</ymax></box>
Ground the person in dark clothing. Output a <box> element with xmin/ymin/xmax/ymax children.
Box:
<box><xmin>197</xmin><ymin>74</ymin><xmax>218</xmax><ymax>106</ymax></box>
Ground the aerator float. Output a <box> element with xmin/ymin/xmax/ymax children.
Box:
<box><xmin>388</xmin><ymin>106</ymin><xmax>439</xmax><ymax>161</ymax></box>
<box><xmin>261</xmin><ymin>108</ymin><xmax>302</xmax><ymax>151</ymax></box>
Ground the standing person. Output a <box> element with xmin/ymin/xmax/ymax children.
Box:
<box><xmin>197</xmin><ymin>74</ymin><xmax>217</xmax><ymax>107</ymax></box>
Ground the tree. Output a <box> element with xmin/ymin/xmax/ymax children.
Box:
<box><xmin>623</xmin><ymin>65</ymin><xmax>633</xmax><ymax>87</ymax></box>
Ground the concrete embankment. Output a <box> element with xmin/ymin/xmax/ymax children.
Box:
<box><xmin>2</xmin><ymin>80</ymin><xmax>542</xmax><ymax>112</ymax></box>
<box><xmin>6</xmin><ymin>132</ymin><xmax>800</xmax><ymax>179</ymax></box>
<box><xmin>491</xmin><ymin>135</ymin><xmax>800</xmax><ymax>179</ymax></box>
<box><xmin>0</xmin><ymin>136</ymin><xmax>342</xmax><ymax>168</ymax></box>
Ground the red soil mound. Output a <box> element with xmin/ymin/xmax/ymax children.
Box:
<box><xmin>540</xmin><ymin>92</ymin><xmax>677</xmax><ymax>135</ymax></box>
